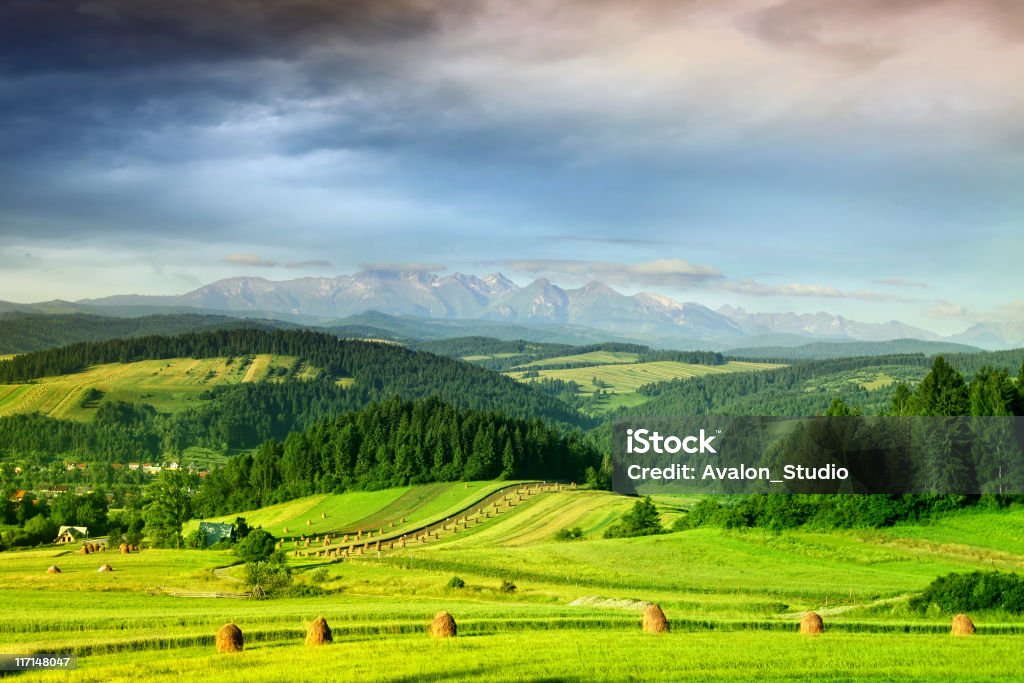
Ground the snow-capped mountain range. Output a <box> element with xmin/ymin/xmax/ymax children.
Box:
<box><xmin>77</xmin><ymin>269</ymin><xmax>1022</xmax><ymax>349</ymax></box>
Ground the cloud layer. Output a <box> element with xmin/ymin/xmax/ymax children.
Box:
<box><xmin>0</xmin><ymin>0</ymin><xmax>1020</xmax><ymax>333</ymax></box>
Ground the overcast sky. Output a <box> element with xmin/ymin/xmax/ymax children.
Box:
<box><xmin>0</xmin><ymin>0</ymin><xmax>1021</xmax><ymax>333</ymax></box>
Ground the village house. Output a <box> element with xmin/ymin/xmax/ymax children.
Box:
<box><xmin>198</xmin><ymin>522</ymin><xmax>235</xmax><ymax>548</ymax></box>
<box><xmin>55</xmin><ymin>526</ymin><xmax>88</xmax><ymax>544</ymax></box>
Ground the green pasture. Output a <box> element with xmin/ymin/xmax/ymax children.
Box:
<box><xmin>4</xmin><ymin>486</ymin><xmax>1024</xmax><ymax>681</ymax></box>
<box><xmin>509</xmin><ymin>360</ymin><xmax>783</xmax><ymax>414</ymax></box>
<box><xmin>519</xmin><ymin>351</ymin><xmax>641</xmax><ymax>368</ymax></box>
<box><xmin>0</xmin><ymin>355</ymin><xmax>313</xmax><ymax>421</ymax></box>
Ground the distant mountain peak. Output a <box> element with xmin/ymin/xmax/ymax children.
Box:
<box><xmin>69</xmin><ymin>269</ymin><xmax>997</xmax><ymax>347</ymax></box>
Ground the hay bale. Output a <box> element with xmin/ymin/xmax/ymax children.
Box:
<box><xmin>216</xmin><ymin>623</ymin><xmax>244</xmax><ymax>653</ymax></box>
<box><xmin>305</xmin><ymin>616</ymin><xmax>333</xmax><ymax>646</ymax></box>
<box><xmin>800</xmin><ymin>612</ymin><xmax>824</xmax><ymax>635</ymax></box>
<box><xmin>46</xmin><ymin>565</ymin><xmax>61</xmax><ymax>574</ymax></box>
<box><xmin>952</xmin><ymin>613</ymin><xmax>976</xmax><ymax>636</ymax></box>
<box><xmin>97</xmin><ymin>564</ymin><xmax>113</xmax><ymax>572</ymax></box>
<box><xmin>430</xmin><ymin>611</ymin><xmax>457</xmax><ymax>638</ymax></box>
<box><xmin>642</xmin><ymin>604</ymin><xmax>669</xmax><ymax>633</ymax></box>
<box><xmin>78</xmin><ymin>546</ymin><xmax>89</xmax><ymax>555</ymax></box>
<box><xmin>119</xmin><ymin>543</ymin><xmax>129</xmax><ymax>554</ymax></box>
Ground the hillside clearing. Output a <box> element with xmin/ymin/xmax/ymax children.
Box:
<box><xmin>0</xmin><ymin>355</ymin><xmax>316</xmax><ymax>421</ymax></box>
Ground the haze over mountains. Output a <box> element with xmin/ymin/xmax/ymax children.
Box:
<box><xmin>54</xmin><ymin>269</ymin><xmax>1019</xmax><ymax>351</ymax></box>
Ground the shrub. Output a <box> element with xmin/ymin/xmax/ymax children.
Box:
<box><xmin>447</xmin><ymin>576</ymin><xmax>466</xmax><ymax>589</ymax></box>
<box><xmin>604</xmin><ymin>497</ymin><xmax>665</xmax><ymax>538</ymax></box>
<box><xmin>244</xmin><ymin>560</ymin><xmax>293</xmax><ymax>599</ymax></box>
<box><xmin>235</xmin><ymin>529</ymin><xmax>276</xmax><ymax>563</ymax></box>
<box><xmin>911</xmin><ymin>571</ymin><xmax>1024</xmax><ymax>614</ymax></box>
<box><xmin>23</xmin><ymin>515</ymin><xmax>57</xmax><ymax>545</ymax></box>
<box><xmin>499</xmin><ymin>579</ymin><xmax>517</xmax><ymax>594</ymax></box>
<box><xmin>554</xmin><ymin>526</ymin><xmax>584</xmax><ymax>541</ymax></box>
<box><xmin>283</xmin><ymin>583</ymin><xmax>325</xmax><ymax>598</ymax></box>
<box><xmin>310</xmin><ymin>567</ymin><xmax>329</xmax><ymax>584</ymax></box>
<box><xmin>184</xmin><ymin>530</ymin><xmax>205</xmax><ymax>549</ymax></box>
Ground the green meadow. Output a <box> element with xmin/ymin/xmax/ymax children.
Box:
<box><xmin>0</xmin><ymin>355</ymin><xmax>312</xmax><ymax>421</ymax></box>
<box><xmin>4</xmin><ymin>484</ymin><xmax>1024</xmax><ymax>681</ymax></box>
<box><xmin>509</xmin><ymin>360</ymin><xmax>783</xmax><ymax>413</ymax></box>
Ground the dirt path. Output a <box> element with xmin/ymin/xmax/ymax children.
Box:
<box><xmin>778</xmin><ymin>594</ymin><xmax>911</xmax><ymax>619</ymax></box>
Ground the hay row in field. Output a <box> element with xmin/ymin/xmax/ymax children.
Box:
<box><xmin>281</xmin><ymin>482</ymin><xmax>554</xmax><ymax>560</ymax></box>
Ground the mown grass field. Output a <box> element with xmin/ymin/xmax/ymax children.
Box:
<box><xmin>3</xmin><ymin>485</ymin><xmax>1024</xmax><ymax>681</ymax></box>
<box><xmin>519</xmin><ymin>351</ymin><xmax>641</xmax><ymax>368</ymax></box>
<box><xmin>509</xmin><ymin>360</ymin><xmax>784</xmax><ymax>413</ymax></box>
<box><xmin>0</xmin><ymin>355</ymin><xmax>315</xmax><ymax>421</ymax></box>
<box><xmin>187</xmin><ymin>481</ymin><xmax>514</xmax><ymax>539</ymax></box>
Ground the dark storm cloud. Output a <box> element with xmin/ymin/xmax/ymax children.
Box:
<box><xmin>0</xmin><ymin>0</ymin><xmax>458</xmax><ymax>74</ymax></box>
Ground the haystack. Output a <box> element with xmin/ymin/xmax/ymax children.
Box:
<box><xmin>216</xmin><ymin>623</ymin><xmax>244</xmax><ymax>653</ymax></box>
<box><xmin>97</xmin><ymin>564</ymin><xmax>113</xmax><ymax>572</ymax></box>
<box><xmin>800</xmin><ymin>612</ymin><xmax>824</xmax><ymax>635</ymax></box>
<box><xmin>119</xmin><ymin>543</ymin><xmax>129</xmax><ymax>554</ymax></box>
<box><xmin>951</xmin><ymin>613</ymin><xmax>975</xmax><ymax>636</ymax></box>
<box><xmin>642</xmin><ymin>604</ymin><xmax>669</xmax><ymax>633</ymax></box>
<box><xmin>430</xmin><ymin>611</ymin><xmax>457</xmax><ymax>638</ymax></box>
<box><xmin>78</xmin><ymin>546</ymin><xmax>89</xmax><ymax>555</ymax></box>
<box><xmin>46</xmin><ymin>565</ymin><xmax>61</xmax><ymax>574</ymax></box>
<box><xmin>305</xmin><ymin>616</ymin><xmax>333</xmax><ymax>646</ymax></box>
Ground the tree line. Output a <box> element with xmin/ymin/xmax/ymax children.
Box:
<box><xmin>193</xmin><ymin>396</ymin><xmax>599</xmax><ymax>516</ymax></box>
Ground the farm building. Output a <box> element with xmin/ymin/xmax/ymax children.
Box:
<box><xmin>55</xmin><ymin>526</ymin><xmax>89</xmax><ymax>544</ymax></box>
<box><xmin>198</xmin><ymin>522</ymin><xmax>235</xmax><ymax>547</ymax></box>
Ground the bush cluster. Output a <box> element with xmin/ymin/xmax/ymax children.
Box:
<box><xmin>911</xmin><ymin>571</ymin><xmax>1024</xmax><ymax>614</ymax></box>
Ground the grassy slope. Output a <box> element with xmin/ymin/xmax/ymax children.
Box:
<box><xmin>509</xmin><ymin>360</ymin><xmax>784</xmax><ymax>413</ymax></box>
<box><xmin>189</xmin><ymin>481</ymin><xmax>514</xmax><ymax>539</ymax></box>
<box><xmin>0</xmin><ymin>355</ymin><xmax>308</xmax><ymax>421</ymax></box>
<box><xmin>520</xmin><ymin>350</ymin><xmax>641</xmax><ymax>367</ymax></box>
<box><xmin>5</xmin><ymin>487</ymin><xmax>1024</xmax><ymax>682</ymax></box>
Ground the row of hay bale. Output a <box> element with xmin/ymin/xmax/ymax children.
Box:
<box><xmin>216</xmin><ymin>616</ymin><xmax>333</xmax><ymax>653</ymax></box>
<box><xmin>78</xmin><ymin>542</ymin><xmax>107</xmax><ymax>554</ymax></box>
<box><xmin>46</xmin><ymin>564</ymin><xmax>114</xmax><ymax>573</ymax></box>
<box><xmin>216</xmin><ymin>606</ymin><xmax>656</xmax><ymax>655</ymax></box>
<box><xmin>797</xmin><ymin>611</ymin><xmax>977</xmax><ymax>636</ymax></box>
<box><xmin>216</xmin><ymin>612</ymin><xmax>457</xmax><ymax>654</ymax></box>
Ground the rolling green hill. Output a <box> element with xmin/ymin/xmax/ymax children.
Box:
<box><xmin>726</xmin><ymin>338</ymin><xmax>985</xmax><ymax>360</ymax></box>
<box><xmin>0</xmin><ymin>312</ymin><xmax>297</xmax><ymax>354</ymax></box>
<box><xmin>510</xmin><ymin>360</ymin><xmax>783</xmax><ymax>413</ymax></box>
<box><xmin>0</xmin><ymin>355</ymin><xmax>311</xmax><ymax>421</ymax></box>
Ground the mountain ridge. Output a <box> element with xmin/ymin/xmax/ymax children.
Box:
<box><xmin>36</xmin><ymin>269</ymin><xmax>1022</xmax><ymax>350</ymax></box>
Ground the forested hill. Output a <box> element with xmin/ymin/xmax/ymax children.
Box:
<box><xmin>623</xmin><ymin>351</ymin><xmax>1024</xmax><ymax>417</ymax></box>
<box><xmin>0</xmin><ymin>329</ymin><xmax>586</xmax><ymax>427</ymax></box>
<box><xmin>0</xmin><ymin>312</ymin><xmax>296</xmax><ymax>353</ymax></box>
<box><xmin>194</xmin><ymin>396</ymin><xmax>599</xmax><ymax>514</ymax></box>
